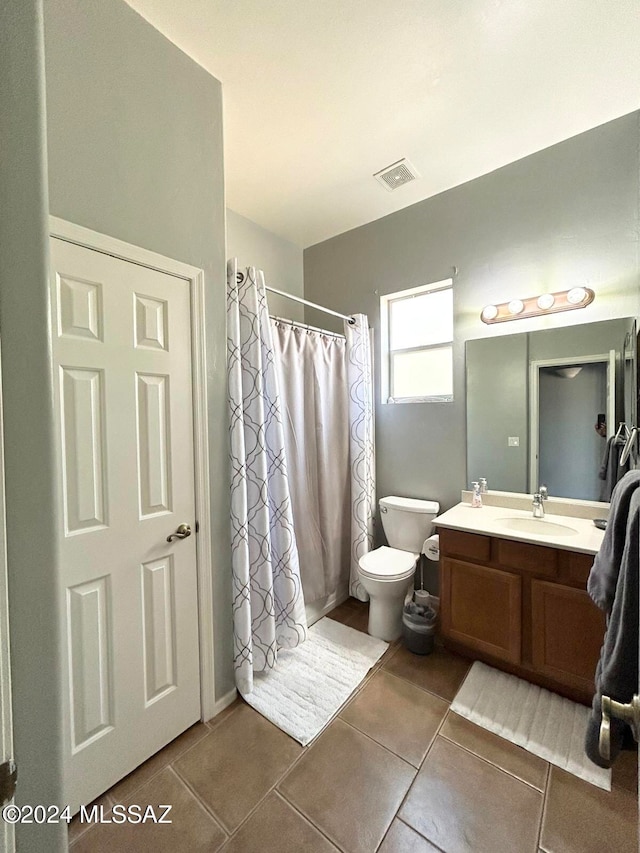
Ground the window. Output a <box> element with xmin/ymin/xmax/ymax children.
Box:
<box><xmin>380</xmin><ymin>278</ymin><xmax>454</xmax><ymax>403</ymax></box>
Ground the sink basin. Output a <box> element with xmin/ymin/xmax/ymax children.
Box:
<box><xmin>495</xmin><ymin>517</ymin><xmax>578</xmax><ymax>537</ymax></box>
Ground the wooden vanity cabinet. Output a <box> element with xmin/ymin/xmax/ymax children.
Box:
<box><xmin>445</xmin><ymin>558</ymin><xmax>521</xmax><ymax>665</ymax></box>
<box><xmin>439</xmin><ymin>529</ymin><xmax>606</xmax><ymax>705</ymax></box>
<box><xmin>530</xmin><ymin>581</ymin><xmax>605</xmax><ymax>692</ymax></box>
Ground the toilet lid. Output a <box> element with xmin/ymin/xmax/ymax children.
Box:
<box><xmin>359</xmin><ymin>546</ymin><xmax>418</xmax><ymax>580</ymax></box>
<box><xmin>380</xmin><ymin>496</ymin><xmax>440</xmax><ymax>514</ymax></box>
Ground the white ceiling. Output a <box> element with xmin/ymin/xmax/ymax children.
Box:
<box><xmin>126</xmin><ymin>1</ymin><xmax>640</xmax><ymax>248</ymax></box>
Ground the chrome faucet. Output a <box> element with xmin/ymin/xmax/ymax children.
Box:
<box><xmin>539</xmin><ymin>484</ymin><xmax>548</xmax><ymax>502</ymax></box>
<box><xmin>532</xmin><ymin>493</ymin><xmax>545</xmax><ymax>518</ymax></box>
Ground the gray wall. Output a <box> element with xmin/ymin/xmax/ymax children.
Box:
<box><xmin>43</xmin><ymin>0</ymin><xmax>234</xmax><ymax>704</ymax></box>
<box><xmin>227</xmin><ymin>209</ymin><xmax>304</xmax><ymax>320</ymax></box>
<box><xmin>466</xmin><ymin>334</ymin><xmax>529</xmax><ymax>492</ymax></box>
<box><xmin>0</xmin><ymin>2</ymin><xmax>65</xmax><ymax>849</ymax></box>
<box><xmin>529</xmin><ymin>318</ymin><xmax>632</xmax><ymax>363</ymax></box>
<box><xmin>304</xmin><ymin>113</ymin><xmax>640</xmax><ymax>524</ymax></box>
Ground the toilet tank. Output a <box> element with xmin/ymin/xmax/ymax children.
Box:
<box><xmin>379</xmin><ymin>496</ymin><xmax>440</xmax><ymax>552</ymax></box>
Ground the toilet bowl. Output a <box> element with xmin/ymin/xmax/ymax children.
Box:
<box><xmin>358</xmin><ymin>547</ymin><xmax>417</xmax><ymax>641</ymax></box>
<box><xmin>358</xmin><ymin>496</ymin><xmax>439</xmax><ymax>641</ymax></box>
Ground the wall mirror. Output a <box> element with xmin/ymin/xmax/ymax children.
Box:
<box><xmin>466</xmin><ymin>317</ymin><xmax>638</xmax><ymax>502</ymax></box>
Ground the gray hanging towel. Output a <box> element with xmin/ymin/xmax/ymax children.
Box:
<box><xmin>599</xmin><ymin>436</ymin><xmax>630</xmax><ymax>502</ymax></box>
<box><xmin>588</xmin><ymin>470</ymin><xmax>640</xmax><ymax>609</ymax></box>
<box><xmin>585</xmin><ymin>476</ymin><xmax>640</xmax><ymax>767</ymax></box>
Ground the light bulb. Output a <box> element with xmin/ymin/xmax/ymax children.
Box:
<box><xmin>567</xmin><ymin>287</ymin><xmax>587</xmax><ymax>304</ymax></box>
<box><xmin>481</xmin><ymin>305</ymin><xmax>498</xmax><ymax>321</ymax></box>
<box><xmin>537</xmin><ymin>293</ymin><xmax>555</xmax><ymax>310</ymax></box>
<box><xmin>508</xmin><ymin>299</ymin><xmax>524</xmax><ymax>315</ymax></box>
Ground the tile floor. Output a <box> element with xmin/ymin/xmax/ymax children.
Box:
<box><xmin>69</xmin><ymin>598</ymin><xmax>638</xmax><ymax>853</ymax></box>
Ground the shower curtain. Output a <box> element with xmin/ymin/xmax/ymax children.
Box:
<box><xmin>272</xmin><ymin>312</ymin><xmax>375</xmax><ymax>607</ymax></box>
<box><xmin>346</xmin><ymin>314</ymin><xmax>376</xmax><ymax>601</ymax></box>
<box><xmin>226</xmin><ymin>260</ymin><xmax>307</xmax><ymax>695</ymax></box>
<box><xmin>271</xmin><ymin>321</ymin><xmax>351</xmax><ymax>604</ymax></box>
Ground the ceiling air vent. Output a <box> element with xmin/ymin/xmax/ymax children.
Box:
<box><xmin>373</xmin><ymin>158</ymin><xmax>420</xmax><ymax>192</ymax></box>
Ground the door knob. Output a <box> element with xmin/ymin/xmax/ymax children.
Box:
<box><xmin>167</xmin><ymin>523</ymin><xmax>192</xmax><ymax>543</ymax></box>
<box><xmin>599</xmin><ymin>694</ymin><xmax>640</xmax><ymax>761</ymax></box>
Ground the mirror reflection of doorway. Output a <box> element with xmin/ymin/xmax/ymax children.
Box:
<box><xmin>530</xmin><ymin>350</ymin><xmax>616</xmax><ymax>501</ymax></box>
<box><xmin>538</xmin><ymin>362</ymin><xmax>607</xmax><ymax>500</ymax></box>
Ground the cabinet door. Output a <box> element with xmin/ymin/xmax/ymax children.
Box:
<box><xmin>531</xmin><ymin>580</ymin><xmax>605</xmax><ymax>693</ymax></box>
<box><xmin>442</xmin><ymin>558</ymin><xmax>521</xmax><ymax>664</ymax></box>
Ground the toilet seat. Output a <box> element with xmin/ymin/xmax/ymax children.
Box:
<box><xmin>358</xmin><ymin>546</ymin><xmax>418</xmax><ymax>581</ymax></box>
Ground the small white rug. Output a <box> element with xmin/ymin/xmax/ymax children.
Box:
<box><xmin>242</xmin><ymin>617</ymin><xmax>388</xmax><ymax>746</ymax></box>
<box><xmin>451</xmin><ymin>661</ymin><xmax>611</xmax><ymax>790</ymax></box>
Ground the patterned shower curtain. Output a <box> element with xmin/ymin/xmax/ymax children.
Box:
<box><xmin>226</xmin><ymin>260</ymin><xmax>307</xmax><ymax>694</ymax></box>
<box><xmin>271</xmin><ymin>320</ymin><xmax>351</xmax><ymax>605</ymax></box>
<box><xmin>345</xmin><ymin>314</ymin><xmax>376</xmax><ymax>601</ymax></box>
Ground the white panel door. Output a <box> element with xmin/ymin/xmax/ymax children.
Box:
<box><xmin>50</xmin><ymin>237</ymin><xmax>200</xmax><ymax>812</ymax></box>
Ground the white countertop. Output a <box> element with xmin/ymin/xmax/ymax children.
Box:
<box><xmin>434</xmin><ymin>501</ymin><xmax>605</xmax><ymax>555</ymax></box>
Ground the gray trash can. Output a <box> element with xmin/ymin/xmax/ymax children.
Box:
<box><xmin>402</xmin><ymin>604</ymin><xmax>437</xmax><ymax>655</ymax></box>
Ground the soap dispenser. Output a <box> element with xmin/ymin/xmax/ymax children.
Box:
<box><xmin>471</xmin><ymin>481</ymin><xmax>483</xmax><ymax>508</ymax></box>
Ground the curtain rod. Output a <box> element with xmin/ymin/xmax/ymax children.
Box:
<box><xmin>265</xmin><ymin>285</ymin><xmax>355</xmax><ymax>324</ymax></box>
<box><xmin>270</xmin><ymin>315</ymin><xmax>346</xmax><ymax>339</ymax></box>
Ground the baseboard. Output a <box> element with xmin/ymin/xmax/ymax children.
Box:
<box><xmin>208</xmin><ymin>687</ymin><xmax>238</xmax><ymax>721</ymax></box>
<box><xmin>305</xmin><ymin>583</ymin><xmax>350</xmax><ymax>626</ymax></box>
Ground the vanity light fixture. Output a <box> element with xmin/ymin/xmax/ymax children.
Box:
<box><xmin>537</xmin><ymin>293</ymin><xmax>555</xmax><ymax>310</ymax></box>
<box><xmin>481</xmin><ymin>304</ymin><xmax>499</xmax><ymax>321</ymax></box>
<box><xmin>567</xmin><ymin>286</ymin><xmax>588</xmax><ymax>304</ymax></box>
<box><xmin>480</xmin><ymin>287</ymin><xmax>595</xmax><ymax>324</ymax></box>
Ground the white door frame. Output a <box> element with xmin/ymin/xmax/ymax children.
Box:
<box><xmin>49</xmin><ymin>216</ymin><xmax>216</xmax><ymax>721</ymax></box>
<box><xmin>0</xmin><ymin>343</ymin><xmax>15</xmax><ymax>852</ymax></box>
<box><xmin>529</xmin><ymin>350</ymin><xmax>616</xmax><ymax>493</ymax></box>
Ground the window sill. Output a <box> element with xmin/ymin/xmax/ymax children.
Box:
<box><xmin>384</xmin><ymin>395</ymin><xmax>454</xmax><ymax>404</ymax></box>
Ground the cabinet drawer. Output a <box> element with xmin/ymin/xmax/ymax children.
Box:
<box><xmin>439</xmin><ymin>529</ymin><xmax>491</xmax><ymax>562</ymax></box>
<box><xmin>560</xmin><ymin>550</ymin><xmax>594</xmax><ymax>588</ymax></box>
<box><xmin>496</xmin><ymin>538</ymin><xmax>558</xmax><ymax>578</ymax></box>
<box><xmin>441</xmin><ymin>557</ymin><xmax>521</xmax><ymax>664</ymax></box>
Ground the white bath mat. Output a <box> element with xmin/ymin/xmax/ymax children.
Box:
<box><xmin>451</xmin><ymin>661</ymin><xmax>611</xmax><ymax>790</ymax></box>
<box><xmin>241</xmin><ymin>617</ymin><xmax>388</xmax><ymax>746</ymax></box>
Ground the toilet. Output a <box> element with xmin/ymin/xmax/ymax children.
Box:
<box><xmin>358</xmin><ymin>496</ymin><xmax>440</xmax><ymax>641</ymax></box>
